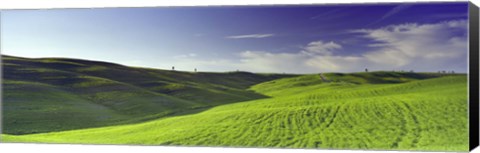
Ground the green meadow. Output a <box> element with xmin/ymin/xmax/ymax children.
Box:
<box><xmin>1</xmin><ymin>55</ymin><xmax>469</xmax><ymax>151</ymax></box>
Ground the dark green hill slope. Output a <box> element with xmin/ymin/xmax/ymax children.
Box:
<box><xmin>2</xmin><ymin>55</ymin><xmax>295</xmax><ymax>134</ymax></box>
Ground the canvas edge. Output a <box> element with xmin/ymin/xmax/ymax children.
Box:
<box><xmin>469</xmin><ymin>1</ymin><xmax>479</xmax><ymax>152</ymax></box>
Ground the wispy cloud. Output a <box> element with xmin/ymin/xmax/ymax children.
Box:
<box><xmin>232</xmin><ymin>41</ymin><xmax>370</xmax><ymax>73</ymax></box>
<box><xmin>381</xmin><ymin>4</ymin><xmax>412</xmax><ymax>20</ymax></box>
<box><xmin>234</xmin><ymin>20</ymin><xmax>468</xmax><ymax>73</ymax></box>
<box><xmin>226</xmin><ymin>33</ymin><xmax>274</xmax><ymax>39</ymax></box>
<box><xmin>368</xmin><ymin>4</ymin><xmax>412</xmax><ymax>26</ymax></box>
<box><xmin>168</xmin><ymin>20</ymin><xmax>467</xmax><ymax>73</ymax></box>
<box><xmin>355</xmin><ymin>20</ymin><xmax>467</xmax><ymax>70</ymax></box>
<box><xmin>174</xmin><ymin>53</ymin><xmax>197</xmax><ymax>59</ymax></box>
<box><xmin>310</xmin><ymin>8</ymin><xmax>347</xmax><ymax>20</ymax></box>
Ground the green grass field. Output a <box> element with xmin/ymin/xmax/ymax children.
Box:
<box><xmin>1</xmin><ymin>55</ymin><xmax>469</xmax><ymax>151</ymax></box>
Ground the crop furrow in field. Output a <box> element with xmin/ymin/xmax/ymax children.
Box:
<box><xmin>389</xmin><ymin>101</ymin><xmax>408</xmax><ymax>149</ymax></box>
<box><xmin>324</xmin><ymin>105</ymin><xmax>342</xmax><ymax>129</ymax></box>
<box><xmin>400</xmin><ymin>101</ymin><xmax>421</xmax><ymax>148</ymax></box>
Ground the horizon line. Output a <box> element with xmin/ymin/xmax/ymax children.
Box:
<box><xmin>1</xmin><ymin>54</ymin><xmax>468</xmax><ymax>75</ymax></box>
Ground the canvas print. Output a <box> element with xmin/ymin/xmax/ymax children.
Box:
<box><xmin>0</xmin><ymin>2</ymin><xmax>475</xmax><ymax>152</ymax></box>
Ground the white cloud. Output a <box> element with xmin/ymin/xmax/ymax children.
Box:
<box><xmin>302</xmin><ymin>41</ymin><xmax>342</xmax><ymax>56</ymax></box>
<box><xmin>237</xmin><ymin>51</ymin><xmax>313</xmax><ymax>73</ymax></box>
<box><xmin>165</xmin><ymin>20</ymin><xmax>467</xmax><ymax>73</ymax></box>
<box><xmin>234</xmin><ymin>20</ymin><xmax>467</xmax><ymax>73</ymax></box>
<box><xmin>357</xmin><ymin>20</ymin><xmax>468</xmax><ymax>71</ymax></box>
<box><xmin>235</xmin><ymin>50</ymin><xmax>367</xmax><ymax>73</ymax></box>
<box><xmin>233</xmin><ymin>41</ymin><xmax>351</xmax><ymax>73</ymax></box>
<box><xmin>233</xmin><ymin>40</ymin><xmax>348</xmax><ymax>73</ymax></box>
<box><xmin>306</xmin><ymin>56</ymin><xmax>364</xmax><ymax>72</ymax></box>
<box><xmin>226</xmin><ymin>33</ymin><xmax>274</xmax><ymax>39</ymax></box>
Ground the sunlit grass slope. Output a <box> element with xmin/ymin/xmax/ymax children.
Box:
<box><xmin>2</xmin><ymin>55</ymin><xmax>295</xmax><ymax>134</ymax></box>
<box><xmin>2</xmin><ymin>73</ymin><xmax>468</xmax><ymax>151</ymax></box>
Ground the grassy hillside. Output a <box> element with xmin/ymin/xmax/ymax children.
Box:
<box><xmin>2</xmin><ymin>55</ymin><xmax>295</xmax><ymax>134</ymax></box>
<box><xmin>2</xmin><ymin>72</ymin><xmax>468</xmax><ymax>151</ymax></box>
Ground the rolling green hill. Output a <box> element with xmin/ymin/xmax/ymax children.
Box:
<box><xmin>2</xmin><ymin>55</ymin><xmax>295</xmax><ymax>134</ymax></box>
<box><xmin>1</xmin><ymin>58</ymin><xmax>468</xmax><ymax>152</ymax></box>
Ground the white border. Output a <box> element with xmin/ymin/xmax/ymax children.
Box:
<box><xmin>0</xmin><ymin>0</ymin><xmax>478</xmax><ymax>153</ymax></box>
<box><xmin>0</xmin><ymin>143</ymin><xmax>455</xmax><ymax>153</ymax></box>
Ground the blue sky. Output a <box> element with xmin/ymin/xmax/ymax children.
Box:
<box><xmin>1</xmin><ymin>2</ymin><xmax>469</xmax><ymax>73</ymax></box>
